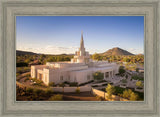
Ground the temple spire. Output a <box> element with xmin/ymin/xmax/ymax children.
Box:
<box><xmin>80</xmin><ymin>31</ymin><xmax>84</xmax><ymax>50</ymax></box>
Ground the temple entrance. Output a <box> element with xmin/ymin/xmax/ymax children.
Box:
<box><xmin>39</xmin><ymin>73</ymin><xmax>42</xmax><ymax>80</ymax></box>
<box><xmin>105</xmin><ymin>72</ymin><xmax>109</xmax><ymax>78</ymax></box>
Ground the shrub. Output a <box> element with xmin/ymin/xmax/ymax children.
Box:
<box><xmin>122</xmin><ymin>89</ymin><xmax>132</xmax><ymax>99</ymax></box>
<box><xmin>48</xmin><ymin>94</ymin><xmax>63</xmax><ymax>101</ymax></box>
<box><xmin>93</xmin><ymin>72</ymin><xmax>104</xmax><ymax>81</ymax></box>
<box><xmin>122</xmin><ymin>89</ymin><xmax>138</xmax><ymax>101</ymax></box>
<box><xmin>131</xmin><ymin>75</ymin><xmax>144</xmax><ymax>81</ymax></box>
<box><xmin>26</xmin><ymin>87</ymin><xmax>34</xmax><ymax>94</ymax></box>
<box><xmin>59</xmin><ymin>83</ymin><xmax>65</xmax><ymax>87</ymax></box>
<box><xmin>33</xmin><ymin>89</ymin><xmax>43</xmax><ymax>96</ymax></box>
<box><xmin>118</xmin><ymin>93</ymin><xmax>123</xmax><ymax>97</ymax></box>
<box><xmin>63</xmin><ymin>81</ymin><xmax>70</xmax><ymax>84</ymax></box>
<box><xmin>49</xmin><ymin>82</ymin><xmax>55</xmax><ymax>87</ymax></box>
<box><xmin>136</xmin><ymin>81</ymin><xmax>143</xmax><ymax>88</ymax></box>
<box><xmin>130</xmin><ymin>92</ymin><xmax>138</xmax><ymax>101</ymax></box>
<box><xmin>75</xmin><ymin>87</ymin><xmax>80</xmax><ymax>93</ymax></box>
<box><xmin>119</xmin><ymin>66</ymin><xmax>125</xmax><ymax>75</ymax></box>
<box><xmin>114</xmin><ymin>86</ymin><xmax>126</xmax><ymax>94</ymax></box>
<box><xmin>96</xmin><ymin>95</ymin><xmax>104</xmax><ymax>101</ymax></box>
<box><xmin>121</xmin><ymin>79</ymin><xmax>127</xmax><ymax>83</ymax></box>
<box><xmin>45</xmin><ymin>89</ymin><xmax>54</xmax><ymax>96</ymax></box>
<box><xmin>134</xmin><ymin>91</ymin><xmax>144</xmax><ymax>100</ymax></box>
<box><xmin>32</xmin><ymin>78</ymin><xmax>44</xmax><ymax>86</ymax></box>
<box><xmin>69</xmin><ymin>82</ymin><xmax>78</xmax><ymax>87</ymax></box>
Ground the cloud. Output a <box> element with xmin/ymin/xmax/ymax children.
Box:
<box><xmin>17</xmin><ymin>45</ymin><xmax>79</xmax><ymax>55</ymax></box>
<box><xmin>127</xmin><ymin>48</ymin><xmax>143</xmax><ymax>54</ymax></box>
<box><xmin>17</xmin><ymin>45</ymin><xmax>143</xmax><ymax>55</ymax></box>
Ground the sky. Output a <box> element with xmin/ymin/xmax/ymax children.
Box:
<box><xmin>16</xmin><ymin>16</ymin><xmax>144</xmax><ymax>55</ymax></box>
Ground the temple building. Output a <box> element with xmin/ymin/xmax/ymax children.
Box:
<box><xmin>31</xmin><ymin>32</ymin><xmax>119</xmax><ymax>85</ymax></box>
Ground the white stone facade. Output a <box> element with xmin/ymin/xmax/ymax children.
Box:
<box><xmin>31</xmin><ymin>33</ymin><xmax>119</xmax><ymax>85</ymax></box>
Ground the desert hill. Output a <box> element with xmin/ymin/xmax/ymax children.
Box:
<box><xmin>16</xmin><ymin>50</ymin><xmax>37</xmax><ymax>55</ymax></box>
<box><xmin>101</xmin><ymin>47</ymin><xmax>134</xmax><ymax>56</ymax></box>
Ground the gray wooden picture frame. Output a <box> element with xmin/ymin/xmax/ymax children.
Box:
<box><xmin>0</xmin><ymin>0</ymin><xmax>159</xmax><ymax>117</ymax></box>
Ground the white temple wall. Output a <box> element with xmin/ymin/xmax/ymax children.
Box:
<box><xmin>42</xmin><ymin>68</ymin><xmax>50</xmax><ymax>85</ymax></box>
<box><xmin>31</xmin><ymin>65</ymin><xmax>46</xmax><ymax>78</ymax></box>
<box><xmin>31</xmin><ymin>66</ymin><xmax>36</xmax><ymax>78</ymax></box>
<box><xmin>48</xmin><ymin>70</ymin><xmax>69</xmax><ymax>84</ymax></box>
<box><xmin>69</xmin><ymin>72</ymin><xmax>77</xmax><ymax>82</ymax></box>
<box><xmin>69</xmin><ymin>70</ymin><xmax>93</xmax><ymax>84</ymax></box>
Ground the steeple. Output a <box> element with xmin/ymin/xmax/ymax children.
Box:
<box><xmin>80</xmin><ymin>31</ymin><xmax>84</xmax><ymax>50</ymax></box>
<box><xmin>71</xmin><ymin>31</ymin><xmax>90</xmax><ymax>63</ymax></box>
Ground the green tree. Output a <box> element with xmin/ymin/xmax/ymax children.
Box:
<box><xmin>93</xmin><ymin>72</ymin><xmax>104</xmax><ymax>81</ymax></box>
<box><xmin>105</xmin><ymin>84</ymin><xmax>115</xmax><ymax>99</ymax></box>
<box><xmin>92</xmin><ymin>53</ymin><xmax>100</xmax><ymax>60</ymax></box>
<box><xmin>24</xmin><ymin>58</ymin><xmax>31</xmax><ymax>64</ymax></box>
<box><xmin>118</xmin><ymin>66</ymin><xmax>126</xmax><ymax>75</ymax></box>
<box><xmin>121</xmin><ymin>79</ymin><xmax>127</xmax><ymax>83</ymax></box>
<box><xmin>46</xmin><ymin>56</ymin><xmax>56</xmax><ymax>62</ymax></box>
<box><xmin>125</xmin><ymin>74</ymin><xmax>128</xmax><ymax>79</ymax></box>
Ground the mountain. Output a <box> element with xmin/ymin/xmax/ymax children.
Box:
<box><xmin>16</xmin><ymin>50</ymin><xmax>37</xmax><ymax>55</ymax></box>
<box><xmin>17</xmin><ymin>47</ymin><xmax>134</xmax><ymax>56</ymax></box>
<box><xmin>101</xmin><ymin>47</ymin><xmax>134</xmax><ymax>56</ymax></box>
<box><xmin>16</xmin><ymin>50</ymin><xmax>74</xmax><ymax>56</ymax></box>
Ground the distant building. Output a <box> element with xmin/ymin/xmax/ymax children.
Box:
<box><xmin>31</xmin><ymin>32</ymin><xmax>119</xmax><ymax>85</ymax></box>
